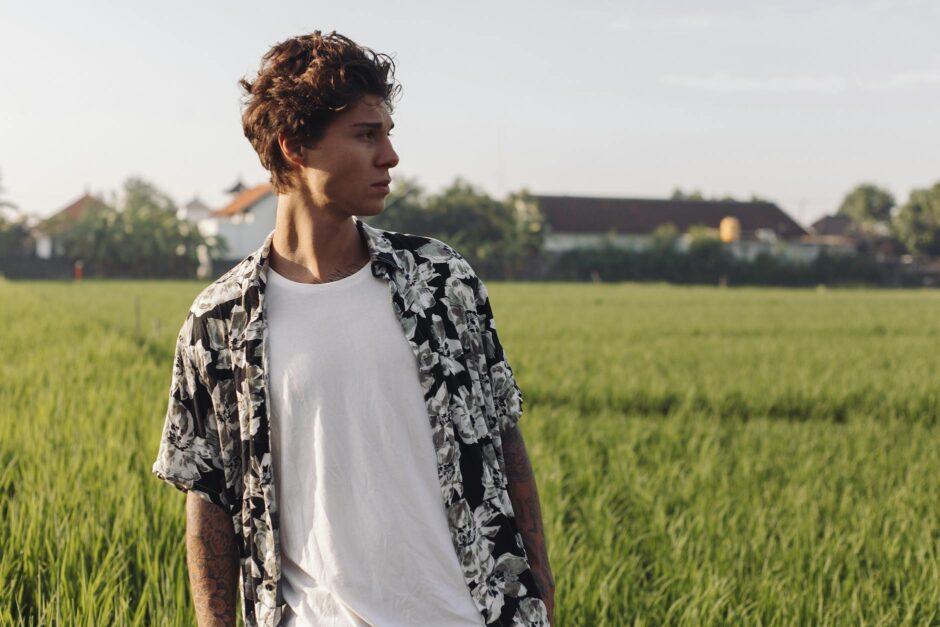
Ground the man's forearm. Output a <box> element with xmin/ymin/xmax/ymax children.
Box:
<box><xmin>501</xmin><ymin>425</ymin><xmax>556</xmax><ymax>613</ymax></box>
<box><xmin>185</xmin><ymin>492</ymin><xmax>239</xmax><ymax>627</ymax></box>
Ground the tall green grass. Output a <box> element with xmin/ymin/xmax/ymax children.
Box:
<box><xmin>0</xmin><ymin>279</ymin><xmax>937</xmax><ymax>625</ymax></box>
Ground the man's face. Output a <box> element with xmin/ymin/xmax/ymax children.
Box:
<box><xmin>292</xmin><ymin>93</ymin><xmax>399</xmax><ymax>217</ymax></box>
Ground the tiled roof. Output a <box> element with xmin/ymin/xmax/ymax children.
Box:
<box><xmin>212</xmin><ymin>183</ymin><xmax>273</xmax><ymax>217</ymax></box>
<box><xmin>36</xmin><ymin>193</ymin><xmax>111</xmax><ymax>233</ymax></box>
<box><xmin>533</xmin><ymin>195</ymin><xmax>808</xmax><ymax>240</ymax></box>
<box><xmin>810</xmin><ymin>213</ymin><xmax>854</xmax><ymax>237</ymax></box>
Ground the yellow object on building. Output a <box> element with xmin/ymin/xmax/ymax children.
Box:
<box><xmin>720</xmin><ymin>216</ymin><xmax>741</xmax><ymax>243</ymax></box>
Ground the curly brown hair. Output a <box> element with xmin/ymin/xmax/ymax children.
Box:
<box><xmin>238</xmin><ymin>31</ymin><xmax>401</xmax><ymax>193</ymax></box>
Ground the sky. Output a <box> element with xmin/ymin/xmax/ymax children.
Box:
<box><xmin>1</xmin><ymin>0</ymin><xmax>938</xmax><ymax>227</ymax></box>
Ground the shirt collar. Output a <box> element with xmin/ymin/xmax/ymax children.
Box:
<box><xmin>237</xmin><ymin>216</ymin><xmax>402</xmax><ymax>297</ymax></box>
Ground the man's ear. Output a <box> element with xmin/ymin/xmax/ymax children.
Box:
<box><xmin>277</xmin><ymin>134</ymin><xmax>304</xmax><ymax>169</ymax></box>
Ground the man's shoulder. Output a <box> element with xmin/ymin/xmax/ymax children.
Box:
<box><xmin>187</xmin><ymin>254</ymin><xmax>256</xmax><ymax>319</ymax></box>
<box><xmin>172</xmin><ymin>254</ymin><xmax>254</xmax><ymax>350</ymax></box>
<box><xmin>380</xmin><ymin>226</ymin><xmax>455</xmax><ymax>258</ymax></box>
<box><xmin>379</xmin><ymin>226</ymin><xmax>476</xmax><ymax>277</ymax></box>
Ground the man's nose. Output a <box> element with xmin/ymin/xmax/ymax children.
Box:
<box><xmin>379</xmin><ymin>142</ymin><xmax>399</xmax><ymax>169</ymax></box>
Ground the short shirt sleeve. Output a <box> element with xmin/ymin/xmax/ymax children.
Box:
<box><xmin>474</xmin><ymin>276</ymin><xmax>525</xmax><ymax>433</ymax></box>
<box><xmin>152</xmin><ymin>311</ymin><xmax>234</xmax><ymax>514</ymax></box>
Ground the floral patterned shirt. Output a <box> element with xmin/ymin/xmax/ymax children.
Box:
<box><xmin>152</xmin><ymin>216</ymin><xmax>549</xmax><ymax>626</ymax></box>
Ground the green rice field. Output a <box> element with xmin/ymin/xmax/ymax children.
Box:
<box><xmin>1</xmin><ymin>279</ymin><xmax>938</xmax><ymax>625</ymax></box>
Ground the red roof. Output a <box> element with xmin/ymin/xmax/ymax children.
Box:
<box><xmin>38</xmin><ymin>193</ymin><xmax>111</xmax><ymax>233</ymax></box>
<box><xmin>533</xmin><ymin>195</ymin><xmax>808</xmax><ymax>240</ymax></box>
<box><xmin>212</xmin><ymin>183</ymin><xmax>273</xmax><ymax>217</ymax></box>
<box><xmin>810</xmin><ymin>214</ymin><xmax>854</xmax><ymax>237</ymax></box>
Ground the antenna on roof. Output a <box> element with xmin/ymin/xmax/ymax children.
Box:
<box><xmin>225</xmin><ymin>176</ymin><xmax>247</xmax><ymax>196</ymax></box>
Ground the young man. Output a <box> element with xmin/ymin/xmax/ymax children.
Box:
<box><xmin>152</xmin><ymin>31</ymin><xmax>555</xmax><ymax>627</ymax></box>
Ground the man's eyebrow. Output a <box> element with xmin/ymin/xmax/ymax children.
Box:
<box><xmin>350</xmin><ymin>121</ymin><xmax>395</xmax><ymax>130</ymax></box>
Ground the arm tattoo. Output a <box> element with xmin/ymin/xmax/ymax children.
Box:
<box><xmin>501</xmin><ymin>425</ymin><xmax>556</xmax><ymax>594</ymax></box>
<box><xmin>185</xmin><ymin>492</ymin><xmax>239</xmax><ymax>626</ymax></box>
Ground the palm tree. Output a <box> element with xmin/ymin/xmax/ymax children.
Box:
<box><xmin>0</xmin><ymin>168</ymin><xmax>34</xmax><ymax>256</ymax></box>
<box><xmin>0</xmin><ymin>168</ymin><xmax>19</xmax><ymax>220</ymax></box>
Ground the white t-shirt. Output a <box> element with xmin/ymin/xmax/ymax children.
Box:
<box><xmin>265</xmin><ymin>261</ymin><xmax>485</xmax><ymax>627</ymax></box>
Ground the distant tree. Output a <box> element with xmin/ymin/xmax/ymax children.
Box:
<box><xmin>0</xmin><ymin>218</ymin><xmax>34</xmax><ymax>256</ymax></box>
<box><xmin>371</xmin><ymin>176</ymin><xmax>513</xmax><ymax>241</ymax></box>
<box><xmin>0</xmin><ymin>169</ymin><xmax>34</xmax><ymax>255</ymax></box>
<box><xmin>421</xmin><ymin>177</ymin><xmax>515</xmax><ymax>267</ymax></box>
<box><xmin>671</xmin><ymin>188</ymin><xmax>774</xmax><ymax>204</ymax></box>
<box><xmin>837</xmin><ymin>183</ymin><xmax>895</xmax><ymax>231</ymax></box>
<box><xmin>685</xmin><ymin>225</ymin><xmax>732</xmax><ymax>281</ymax></box>
<box><xmin>366</xmin><ymin>175</ymin><xmax>431</xmax><ymax>234</ymax></box>
<box><xmin>671</xmin><ymin>187</ymin><xmax>705</xmax><ymax>201</ymax></box>
<box><xmin>122</xmin><ymin>176</ymin><xmax>178</xmax><ymax>215</ymax></box>
<box><xmin>425</xmin><ymin>177</ymin><xmax>512</xmax><ymax>237</ymax></box>
<box><xmin>686</xmin><ymin>224</ymin><xmax>721</xmax><ymax>243</ymax></box>
<box><xmin>499</xmin><ymin>188</ymin><xmax>545</xmax><ymax>279</ymax></box>
<box><xmin>893</xmin><ymin>182</ymin><xmax>940</xmax><ymax>256</ymax></box>
<box><xmin>505</xmin><ymin>188</ymin><xmax>545</xmax><ymax>252</ymax></box>
<box><xmin>58</xmin><ymin>176</ymin><xmax>226</xmax><ymax>277</ymax></box>
<box><xmin>0</xmin><ymin>168</ymin><xmax>16</xmax><ymax>215</ymax></box>
<box><xmin>368</xmin><ymin>176</ymin><xmax>540</xmax><ymax>278</ymax></box>
<box><xmin>650</xmin><ymin>223</ymin><xmax>680</xmax><ymax>252</ymax></box>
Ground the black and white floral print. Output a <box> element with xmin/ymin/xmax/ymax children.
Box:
<box><xmin>152</xmin><ymin>217</ymin><xmax>548</xmax><ymax>626</ymax></box>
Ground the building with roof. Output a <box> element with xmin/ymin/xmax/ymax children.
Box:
<box><xmin>534</xmin><ymin>195</ymin><xmax>807</xmax><ymax>249</ymax></box>
<box><xmin>177</xmin><ymin>196</ymin><xmax>214</xmax><ymax>225</ymax></box>
<box><xmin>810</xmin><ymin>213</ymin><xmax>854</xmax><ymax>238</ymax></box>
<box><xmin>808</xmin><ymin>212</ymin><xmax>902</xmax><ymax>261</ymax></box>
<box><xmin>33</xmin><ymin>192</ymin><xmax>111</xmax><ymax>259</ymax></box>
<box><xmin>531</xmin><ymin>194</ymin><xmax>859</xmax><ymax>263</ymax></box>
<box><xmin>198</xmin><ymin>182</ymin><xmax>276</xmax><ymax>261</ymax></box>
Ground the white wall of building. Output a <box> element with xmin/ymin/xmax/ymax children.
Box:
<box><xmin>544</xmin><ymin>232</ymin><xmax>654</xmax><ymax>252</ymax></box>
<box><xmin>177</xmin><ymin>200</ymin><xmax>213</xmax><ymax>223</ymax></box>
<box><xmin>545</xmin><ymin>230</ymin><xmax>856</xmax><ymax>264</ymax></box>
<box><xmin>35</xmin><ymin>234</ymin><xmax>52</xmax><ymax>259</ymax></box>
<box><xmin>198</xmin><ymin>193</ymin><xmax>277</xmax><ymax>260</ymax></box>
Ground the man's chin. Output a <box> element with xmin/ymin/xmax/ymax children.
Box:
<box><xmin>355</xmin><ymin>203</ymin><xmax>386</xmax><ymax>218</ymax></box>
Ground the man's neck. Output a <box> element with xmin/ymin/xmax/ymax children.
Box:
<box><xmin>269</xmin><ymin>192</ymin><xmax>370</xmax><ymax>285</ymax></box>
